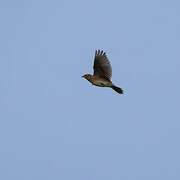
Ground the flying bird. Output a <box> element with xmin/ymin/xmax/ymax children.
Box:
<box><xmin>82</xmin><ymin>50</ymin><xmax>123</xmax><ymax>94</ymax></box>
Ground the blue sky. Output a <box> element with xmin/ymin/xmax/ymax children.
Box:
<box><xmin>0</xmin><ymin>0</ymin><xmax>180</xmax><ymax>179</ymax></box>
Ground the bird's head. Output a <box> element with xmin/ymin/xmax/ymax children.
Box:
<box><xmin>81</xmin><ymin>74</ymin><xmax>92</xmax><ymax>80</ymax></box>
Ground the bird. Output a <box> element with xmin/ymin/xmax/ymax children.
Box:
<box><xmin>82</xmin><ymin>50</ymin><xmax>123</xmax><ymax>94</ymax></box>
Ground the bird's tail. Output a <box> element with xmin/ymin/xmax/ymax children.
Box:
<box><xmin>111</xmin><ymin>85</ymin><xmax>123</xmax><ymax>94</ymax></box>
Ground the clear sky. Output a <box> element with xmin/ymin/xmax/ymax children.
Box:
<box><xmin>0</xmin><ymin>0</ymin><xmax>180</xmax><ymax>179</ymax></box>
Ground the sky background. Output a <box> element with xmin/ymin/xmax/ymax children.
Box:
<box><xmin>0</xmin><ymin>0</ymin><xmax>180</xmax><ymax>179</ymax></box>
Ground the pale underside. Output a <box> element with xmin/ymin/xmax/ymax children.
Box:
<box><xmin>90</xmin><ymin>77</ymin><xmax>113</xmax><ymax>87</ymax></box>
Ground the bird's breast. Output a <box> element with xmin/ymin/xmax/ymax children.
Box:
<box><xmin>92</xmin><ymin>79</ymin><xmax>112</xmax><ymax>87</ymax></box>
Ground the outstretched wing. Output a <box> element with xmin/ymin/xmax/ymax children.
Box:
<box><xmin>93</xmin><ymin>50</ymin><xmax>112</xmax><ymax>81</ymax></box>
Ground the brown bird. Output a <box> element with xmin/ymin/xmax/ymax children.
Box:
<box><xmin>82</xmin><ymin>50</ymin><xmax>123</xmax><ymax>94</ymax></box>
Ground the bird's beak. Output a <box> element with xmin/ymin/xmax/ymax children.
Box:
<box><xmin>81</xmin><ymin>75</ymin><xmax>84</xmax><ymax>78</ymax></box>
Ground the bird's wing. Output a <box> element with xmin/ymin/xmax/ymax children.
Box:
<box><xmin>93</xmin><ymin>50</ymin><xmax>112</xmax><ymax>81</ymax></box>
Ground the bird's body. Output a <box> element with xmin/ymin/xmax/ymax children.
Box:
<box><xmin>92</xmin><ymin>78</ymin><xmax>112</xmax><ymax>87</ymax></box>
<box><xmin>82</xmin><ymin>74</ymin><xmax>113</xmax><ymax>87</ymax></box>
<box><xmin>82</xmin><ymin>50</ymin><xmax>123</xmax><ymax>94</ymax></box>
